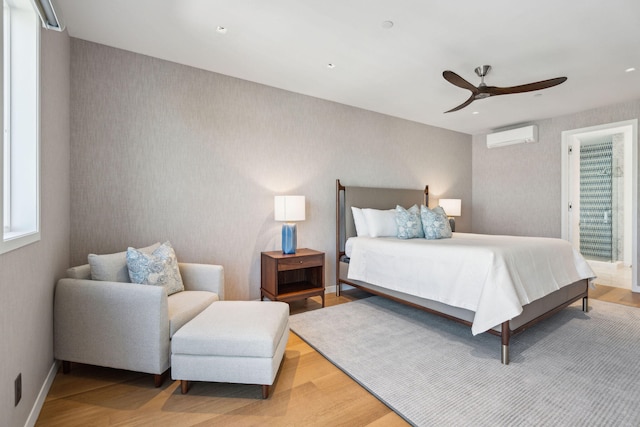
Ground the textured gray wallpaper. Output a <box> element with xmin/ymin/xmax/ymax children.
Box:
<box><xmin>0</xmin><ymin>29</ymin><xmax>70</xmax><ymax>426</ymax></box>
<box><xmin>70</xmin><ymin>39</ymin><xmax>472</xmax><ymax>300</ymax></box>
<box><xmin>472</xmin><ymin>99</ymin><xmax>640</xmax><ymax>238</ymax></box>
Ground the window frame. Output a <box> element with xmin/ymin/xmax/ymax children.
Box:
<box><xmin>1</xmin><ymin>0</ymin><xmax>40</xmax><ymax>255</ymax></box>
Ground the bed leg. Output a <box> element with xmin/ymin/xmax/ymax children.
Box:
<box><xmin>336</xmin><ymin>282</ymin><xmax>341</xmax><ymax>297</ymax></box>
<box><xmin>501</xmin><ymin>321</ymin><xmax>510</xmax><ymax>365</ymax></box>
<box><xmin>501</xmin><ymin>345</ymin><xmax>510</xmax><ymax>365</ymax></box>
<box><xmin>582</xmin><ymin>296</ymin><xmax>589</xmax><ymax>312</ymax></box>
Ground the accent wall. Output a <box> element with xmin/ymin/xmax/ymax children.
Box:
<box><xmin>69</xmin><ymin>39</ymin><xmax>472</xmax><ymax>301</ymax></box>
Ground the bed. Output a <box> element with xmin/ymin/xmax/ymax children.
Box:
<box><xmin>335</xmin><ymin>179</ymin><xmax>595</xmax><ymax>364</ymax></box>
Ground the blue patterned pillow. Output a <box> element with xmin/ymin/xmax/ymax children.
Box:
<box><xmin>420</xmin><ymin>205</ymin><xmax>452</xmax><ymax>240</ymax></box>
<box><xmin>126</xmin><ymin>241</ymin><xmax>184</xmax><ymax>295</ymax></box>
<box><xmin>395</xmin><ymin>205</ymin><xmax>424</xmax><ymax>239</ymax></box>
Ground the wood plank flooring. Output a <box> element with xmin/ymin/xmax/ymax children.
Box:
<box><xmin>588</xmin><ymin>283</ymin><xmax>640</xmax><ymax>307</ymax></box>
<box><xmin>36</xmin><ymin>285</ymin><xmax>638</xmax><ymax>426</ymax></box>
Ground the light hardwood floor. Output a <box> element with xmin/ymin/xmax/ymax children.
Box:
<box><xmin>36</xmin><ymin>285</ymin><xmax>639</xmax><ymax>426</ymax></box>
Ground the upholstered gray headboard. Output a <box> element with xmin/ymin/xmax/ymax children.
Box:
<box><xmin>335</xmin><ymin>179</ymin><xmax>429</xmax><ymax>258</ymax></box>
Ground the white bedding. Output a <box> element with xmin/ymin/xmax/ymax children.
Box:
<box><xmin>346</xmin><ymin>233</ymin><xmax>595</xmax><ymax>335</ymax></box>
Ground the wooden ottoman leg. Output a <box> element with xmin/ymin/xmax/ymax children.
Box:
<box><xmin>181</xmin><ymin>380</ymin><xmax>190</xmax><ymax>394</ymax></box>
<box><xmin>154</xmin><ymin>372</ymin><xmax>166</xmax><ymax>388</ymax></box>
<box><xmin>262</xmin><ymin>385</ymin><xmax>269</xmax><ymax>399</ymax></box>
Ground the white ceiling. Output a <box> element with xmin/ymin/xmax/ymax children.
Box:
<box><xmin>55</xmin><ymin>0</ymin><xmax>640</xmax><ymax>135</ymax></box>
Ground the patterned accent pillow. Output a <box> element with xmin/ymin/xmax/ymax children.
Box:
<box><xmin>420</xmin><ymin>205</ymin><xmax>452</xmax><ymax>240</ymax></box>
<box><xmin>395</xmin><ymin>204</ymin><xmax>424</xmax><ymax>239</ymax></box>
<box><xmin>126</xmin><ymin>241</ymin><xmax>184</xmax><ymax>295</ymax></box>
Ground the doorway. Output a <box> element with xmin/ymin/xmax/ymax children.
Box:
<box><xmin>561</xmin><ymin>119</ymin><xmax>638</xmax><ymax>292</ymax></box>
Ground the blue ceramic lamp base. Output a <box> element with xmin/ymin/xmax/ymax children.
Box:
<box><xmin>281</xmin><ymin>223</ymin><xmax>298</xmax><ymax>254</ymax></box>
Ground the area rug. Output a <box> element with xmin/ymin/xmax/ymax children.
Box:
<box><xmin>289</xmin><ymin>297</ymin><xmax>640</xmax><ymax>426</ymax></box>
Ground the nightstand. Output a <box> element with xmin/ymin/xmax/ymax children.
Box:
<box><xmin>261</xmin><ymin>248</ymin><xmax>325</xmax><ymax>307</ymax></box>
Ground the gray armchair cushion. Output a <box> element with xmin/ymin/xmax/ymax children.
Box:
<box><xmin>168</xmin><ymin>291</ymin><xmax>219</xmax><ymax>336</ymax></box>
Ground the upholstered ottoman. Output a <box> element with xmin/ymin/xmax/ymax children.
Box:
<box><xmin>171</xmin><ymin>301</ymin><xmax>289</xmax><ymax>398</ymax></box>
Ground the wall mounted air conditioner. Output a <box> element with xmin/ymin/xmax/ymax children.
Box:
<box><xmin>486</xmin><ymin>125</ymin><xmax>538</xmax><ymax>148</ymax></box>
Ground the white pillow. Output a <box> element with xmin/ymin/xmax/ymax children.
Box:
<box><xmin>351</xmin><ymin>207</ymin><xmax>369</xmax><ymax>237</ymax></box>
<box><xmin>362</xmin><ymin>208</ymin><xmax>397</xmax><ymax>237</ymax></box>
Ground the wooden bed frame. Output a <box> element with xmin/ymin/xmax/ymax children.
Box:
<box><xmin>335</xmin><ymin>179</ymin><xmax>589</xmax><ymax>364</ymax></box>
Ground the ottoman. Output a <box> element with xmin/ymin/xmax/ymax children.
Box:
<box><xmin>171</xmin><ymin>301</ymin><xmax>289</xmax><ymax>398</ymax></box>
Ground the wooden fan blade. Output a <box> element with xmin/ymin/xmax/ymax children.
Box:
<box><xmin>489</xmin><ymin>77</ymin><xmax>567</xmax><ymax>95</ymax></box>
<box><xmin>444</xmin><ymin>94</ymin><xmax>475</xmax><ymax>113</ymax></box>
<box><xmin>443</xmin><ymin>70</ymin><xmax>478</xmax><ymax>93</ymax></box>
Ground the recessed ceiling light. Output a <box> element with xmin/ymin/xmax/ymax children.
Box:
<box><xmin>625</xmin><ymin>67</ymin><xmax>636</xmax><ymax>73</ymax></box>
<box><xmin>381</xmin><ymin>20</ymin><xmax>394</xmax><ymax>29</ymax></box>
<box><xmin>472</xmin><ymin>111</ymin><xmax>479</xmax><ymax>115</ymax></box>
<box><xmin>327</xmin><ymin>63</ymin><xmax>336</xmax><ymax>69</ymax></box>
<box><xmin>216</xmin><ymin>26</ymin><xmax>227</xmax><ymax>34</ymax></box>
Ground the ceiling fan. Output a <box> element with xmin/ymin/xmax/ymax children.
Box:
<box><xmin>442</xmin><ymin>65</ymin><xmax>567</xmax><ymax>113</ymax></box>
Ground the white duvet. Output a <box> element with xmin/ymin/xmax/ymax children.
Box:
<box><xmin>346</xmin><ymin>233</ymin><xmax>595</xmax><ymax>335</ymax></box>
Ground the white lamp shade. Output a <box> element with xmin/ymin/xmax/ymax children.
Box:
<box><xmin>274</xmin><ymin>195</ymin><xmax>306</xmax><ymax>222</ymax></box>
<box><xmin>439</xmin><ymin>199</ymin><xmax>461</xmax><ymax>217</ymax></box>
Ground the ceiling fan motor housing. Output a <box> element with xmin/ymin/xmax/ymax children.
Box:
<box><xmin>474</xmin><ymin>65</ymin><xmax>491</xmax><ymax>77</ymax></box>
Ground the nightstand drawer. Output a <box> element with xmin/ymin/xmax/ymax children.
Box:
<box><xmin>277</xmin><ymin>254</ymin><xmax>323</xmax><ymax>271</ymax></box>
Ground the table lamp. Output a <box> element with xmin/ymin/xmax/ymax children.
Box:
<box><xmin>274</xmin><ymin>195</ymin><xmax>305</xmax><ymax>254</ymax></box>
<box><xmin>439</xmin><ymin>199</ymin><xmax>461</xmax><ymax>232</ymax></box>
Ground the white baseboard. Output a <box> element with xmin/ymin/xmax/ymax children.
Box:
<box><xmin>333</xmin><ymin>283</ymin><xmax>355</xmax><ymax>292</ymax></box>
<box><xmin>25</xmin><ymin>360</ymin><xmax>59</xmax><ymax>427</ymax></box>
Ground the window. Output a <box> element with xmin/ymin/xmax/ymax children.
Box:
<box><xmin>1</xmin><ymin>0</ymin><xmax>40</xmax><ymax>254</ymax></box>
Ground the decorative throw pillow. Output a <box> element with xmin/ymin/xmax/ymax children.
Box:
<box><xmin>126</xmin><ymin>241</ymin><xmax>184</xmax><ymax>295</ymax></box>
<box><xmin>395</xmin><ymin>204</ymin><xmax>424</xmax><ymax>239</ymax></box>
<box><xmin>420</xmin><ymin>205</ymin><xmax>453</xmax><ymax>240</ymax></box>
<box><xmin>351</xmin><ymin>207</ymin><xmax>370</xmax><ymax>237</ymax></box>
<box><xmin>362</xmin><ymin>208</ymin><xmax>397</xmax><ymax>238</ymax></box>
<box><xmin>89</xmin><ymin>242</ymin><xmax>160</xmax><ymax>282</ymax></box>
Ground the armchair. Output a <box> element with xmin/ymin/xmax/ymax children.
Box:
<box><xmin>54</xmin><ymin>262</ymin><xmax>224</xmax><ymax>386</ymax></box>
